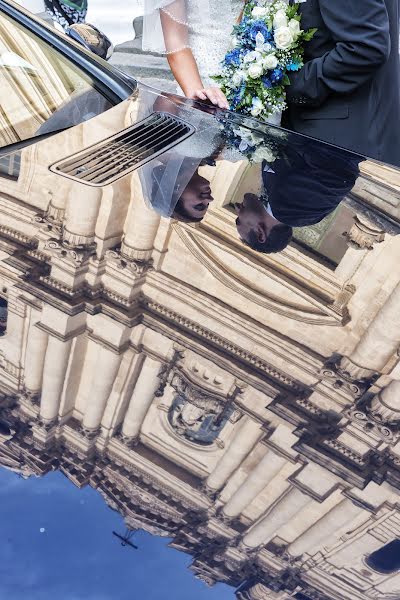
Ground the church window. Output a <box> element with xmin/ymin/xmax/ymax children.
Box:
<box><xmin>366</xmin><ymin>539</ymin><xmax>400</xmax><ymax>574</ymax></box>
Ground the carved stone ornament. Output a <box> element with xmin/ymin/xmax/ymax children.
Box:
<box><xmin>321</xmin><ymin>355</ymin><xmax>377</xmax><ymax>398</ymax></box>
<box><xmin>168</xmin><ymin>372</ymin><xmax>238</xmax><ymax>445</ymax></box>
<box><xmin>346</xmin><ymin>386</ymin><xmax>400</xmax><ymax>445</ymax></box>
<box><xmin>45</xmin><ymin>238</ymin><xmax>96</xmax><ymax>265</ymax></box>
<box><xmin>346</xmin><ymin>407</ymin><xmax>398</xmax><ymax>443</ymax></box>
<box><xmin>343</xmin><ymin>214</ymin><xmax>385</xmax><ymax>250</ymax></box>
<box><xmin>105</xmin><ymin>247</ymin><xmax>153</xmax><ymax>276</ymax></box>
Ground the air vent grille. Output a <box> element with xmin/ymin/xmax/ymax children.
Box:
<box><xmin>50</xmin><ymin>112</ymin><xmax>195</xmax><ymax>186</ymax></box>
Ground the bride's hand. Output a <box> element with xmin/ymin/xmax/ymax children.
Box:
<box><xmin>189</xmin><ymin>87</ymin><xmax>230</xmax><ymax>110</ymax></box>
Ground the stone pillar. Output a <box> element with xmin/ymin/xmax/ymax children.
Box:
<box><xmin>343</xmin><ymin>214</ymin><xmax>385</xmax><ymax>251</ymax></box>
<box><xmin>340</xmin><ymin>280</ymin><xmax>400</xmax><ymax>378</ymax></box>
<box><xmin>223</xmin><ymin>449</ymin><xmax>286</xmax><ymax>519</ymax></box>
<box><xmin>242</xmin><ymin>487</ymin><xmax>311</xmax><ymax>549</ymax></box>
<box><xmin>45</xmin><ymin>187</ymin><xmax>68</xmax><ymax>225</ymax></box>
<box><xmin>64</xmin><ymin>186</ymin><xmax>102</xmax><ymax>247</ymax></box>
<box><xmin>3</xmin><ymin>297</ymin><xmax>26</xmax><ymax>368</ymax></box>
<box><xmin>121</xmin><ymin>184</ymin><xmax>161</xmax><ymax>262</ymax></box>
<box><xmin>369</xmin><ymin>380</ymin><xmax>400</xmax><ymax>422</ymax></box>
<box><xmin>288</xmin><ymin>498</ymin><xmax>363</xmax><ymax>557</ymax></box>
<box><xmin>82</xmin><ymin>346</ymin><xmax>122</xmax><ymax>431</ymax></box>
<box><xmin>24</xmin><ymin>321</ymin><xmax>48</xmax><ymax>394</ymax></box>
<box><xmin>205</xmin><ymin>418</ymin><xmax>263</xmax><ymax>492</ymax></box>
<box><xmin>40</xmin><ymin>336</ymin><xmax>72</xmax><ymax>423</ymax></box>
<box><xmin>121</xmin><ymin>355</ymin><xmax>162</xmax><ymax>441</ymax></box>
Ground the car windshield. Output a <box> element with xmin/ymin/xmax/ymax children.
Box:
<box><xmin>0</xmin><ymin>11</ymin><xmax>112</xmax><ymax>149</ymax></box>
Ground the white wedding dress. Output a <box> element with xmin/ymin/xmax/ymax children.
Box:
<box><xmin>143</xmin><ymin>0</ymin><xmax>244</xmax><ymax>87</ymax></box>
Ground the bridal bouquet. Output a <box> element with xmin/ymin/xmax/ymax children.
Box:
<box><xmin>213</xmin><ymin>0</ymin><xmax>316</xmax><ymax>123</ymax></box>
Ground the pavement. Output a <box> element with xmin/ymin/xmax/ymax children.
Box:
<box><xmin>15</xmin><ymin>0</ymin><xmax>175</xmax><ymax>92</ymax></box>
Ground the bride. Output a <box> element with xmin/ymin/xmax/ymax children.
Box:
<box><xmin>143</xmin><ymin>0</ymin><xmax>245</xmax><ymax>109</ymax></box>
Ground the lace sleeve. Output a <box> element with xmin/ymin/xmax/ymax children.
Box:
<box><xmin>143</xmin><ymin>0</ymin><xmax>189</xmax><ymax>55</ymax></box>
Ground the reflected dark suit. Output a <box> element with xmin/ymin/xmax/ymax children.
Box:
<box><xmin>263</xmin><ymin>142</ymin><xmax>361</xmax><ymax>228</ymax></box>
<box><xmin>284</xmin><ymin>0</ymin><xmax>400</xmax><ymax>167</ymax></box>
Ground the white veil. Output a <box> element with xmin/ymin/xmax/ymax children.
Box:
<box><xmin>143</xmin><ymin>0</ymin><xmax>216</xmax><ymax>55</ymax></box>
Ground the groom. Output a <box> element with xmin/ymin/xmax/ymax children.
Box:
<box><xmin>284</xmin><ymin>0</ymin><xmax>400</xmax><ymax>167</ymax></box>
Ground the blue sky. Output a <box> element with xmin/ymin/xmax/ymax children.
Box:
<box><xmin>0</xmin><ymin>468</ymin><xmax>234</xmax><ymax>600</ymax></box>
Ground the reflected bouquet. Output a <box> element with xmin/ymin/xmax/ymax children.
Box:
<box><xmin>219</xmin><ymin>115</ymin><xmax>288</xmax><ymax>163</ymax></box>
<box><xmin>213</xmin><ymin>0</ymin><xmax>316</xmax><ymax>123</ymax></box>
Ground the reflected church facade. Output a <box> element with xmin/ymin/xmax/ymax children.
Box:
<box><xmin>1</xmin><ymin>97</ymin><xmax>400</xmax><ymax>600</ymax></box>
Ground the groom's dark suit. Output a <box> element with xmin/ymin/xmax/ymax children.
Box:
<box><xmin>284</xmin><ymin>0</ymin><xmax>400</xmax><ymax>167</ymax></box>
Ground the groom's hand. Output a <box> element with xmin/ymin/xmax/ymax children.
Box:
<box><xmin>189</xmin><ymin>87</ymin><xmax>229</xmax><ymax>110</ymax></box>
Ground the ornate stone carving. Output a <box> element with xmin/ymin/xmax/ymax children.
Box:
<box><xmin>120</xmin><ymin>239</ymin><xmax>153</xmax><ymax>263</ymax></box>
<box><xmin>142</xmin><ymin>298</ymin><xmax>303</xmax><ymax>392</ymax></box>
<box><xmin>321</xmin><ymin>355</ymin><xmax>377</xmax><ymax>398</ymax></box>
<box><xmin>343</xmin><ymin>214</ymin><xmax>385</xmax><ymax>250</ymax></box>
<box><xmin>346</xmin><ymin>383</ymin><xmax>400</xmax><ymax>445</ymax></box>
<box><xmin>79</xmin><ymin>425</ymin><xmax>100</xmax><ymax>441</ymax></box>
<box><xmin>168</xmin><ymin>373</ymin><xmax>235</xmax><ymax>445</ymax></box>
<box><xmin>105</xmin><ymin>247</ymin><xmax>153</xmax><ymax>276</ymax></box>
<box><xmin>20</xmin><ymin>389</ymin><xmax>41</xmax><ymax>408</ymax></box>
<box><xmin>35</xmin><ymin>416</ymin><xmax>58</xmax><ymax>432</ymax></box>
<box><xmin>44</xmin><ymin>238</ymin><xmax>96</xmax><ymax>265</ymax></box>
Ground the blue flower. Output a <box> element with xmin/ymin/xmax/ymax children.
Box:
<box><xmin>270</xmin><ymin>68</ymin><xmax>284</xmax><ymax>83</ymax></box>
<box><xmin>287</xmin><ymin>61</ymin><xmax>301</xmax><ymax>72</ymax></box>
<box><xmin>224</xmin><ymin>48</ymin><xmax>241</xmax><ymax>67</ymax></box>
<box><xmin>249</xmin><ymin>20</ymin><xmax>272</xmax><ymax>42</ymax></box>
<box><xmin>262</xmin><ymin>76</ymin><xmax>273</xmax><ymax>89</ymax></box>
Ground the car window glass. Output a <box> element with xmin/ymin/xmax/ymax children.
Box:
<box><xmin>0</xmin><ymin>12</ymin><xmax>112</xmax><ymax>149</ymax></box>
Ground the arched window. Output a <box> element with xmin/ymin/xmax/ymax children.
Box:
<box><xmin>0</xmin><ymin>297</ymin><xmax>8</xmax><ymax>337</ymax></box>
<box><xmin>366</xmin><ymin>539</ymin><xmax>400</xmax><ymax>574</ymax></box>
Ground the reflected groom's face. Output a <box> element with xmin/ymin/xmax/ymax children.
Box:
<box><xmin>234</xmin><ymin>193</ymin><xmax>266</xmax><ymax>242</ymax></box>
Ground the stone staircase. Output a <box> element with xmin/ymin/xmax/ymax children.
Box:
<box><xmin>109</xmin><ymin>17</ymin><xmax>176</xmax><ymax>92</ymax></box>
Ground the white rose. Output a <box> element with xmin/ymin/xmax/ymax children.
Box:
<box><xmin>263</xmin><ymin>54</ymin><xmax>278</xmax><ymax>69</ymax></box>
<box><xmin>253</xmin><ymin>146</ymin><xmax>276</xmax><ymax>163</ymax></box>
<box><xmin>232</xmin><ymin>70</ymin><xmax>245</xmax><ymax>86</ymax></box>
<box><xmin>273</xmin><ymin>9</ymin><xmax>288</xmax><ymax>29</ymax></box>
<box><xmin>252</xmin><ymin>6</ymin><xmax>268</xmax><ymax>18</ymax></box>
<box><xmin>288</xmin><ymin>18</ymin><xmax>301</xmax><ymax>39</ymax></box>
<box><xmin>248</xmin><ymin>63</ymin><xmax>264</xmax><ymax>79</ymax></box>
<box><xmin>251</xmin><ymin>98</ymin><xmax>264</xmax><ymax>117</ymax></box>
<box><xmin>244</xmin><ymin>50</ymin><xmax>261</xmax><ymax>63</ymax></box>
<box><xmin>274</xmin><ymin>26</ymin><xmax>294</xmax><ymax>50</ymax></box>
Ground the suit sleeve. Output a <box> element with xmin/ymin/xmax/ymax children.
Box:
<box><xmin>286</xmin><ymin>0</ymin><xmax>391</xmax><ymax>107</ymax></box>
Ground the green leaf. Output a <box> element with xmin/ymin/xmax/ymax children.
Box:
<box><xmin>303</xmin><ymin>28</ymin><xmax>318</xmax><ymax>41</ymax></box>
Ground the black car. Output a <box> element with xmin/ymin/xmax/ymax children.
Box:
<box><xmin>0</xmin><ymin>3</ymin><xmax>400</xmax><ymax>600</ymax></box>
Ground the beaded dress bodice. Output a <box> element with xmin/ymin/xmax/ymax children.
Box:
<box><xmin>186</xmin><ymin>0</ymin><xmax>243</xmax><ymax>86</ymax></box>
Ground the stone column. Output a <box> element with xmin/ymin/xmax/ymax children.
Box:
<box><xmin>64</xmin><ymin>186</ymin><xmax>102</xmax><ymax>247</ymax></box>
<box><xmin>24</xmin><ymin>321</ymin><xmax>48</xmax><ymax>395</ymax></box>
<box><xmin>242</xmin><ymin>487</ymin><xmax>311</xmax><ymax>549</ymax></box>
<box><xmin>121</xmin><ymin>355</ymin><xmax>162</xmax><ymax>441</ymax></box>
<box><xmin>340</xmin><ymin>280</ymin><xmax>400</xmax><ymax>378</ymax></box>
<box><xmin>121</xmin><ymin>185</ymin><xmax>161</xmax><ymax>262</ymax></box>
<box><xmin>223</xmin><ymin>449</ymin><xmax>286</xmax><ymax>519</ymax></box>
<box><xmin>343</xmin><ymin>214</ymin><xmax>385</xmax><ymax>251</ymax></box>
<box><xmin>40</xmin><ymin>336</ymin><xmax>72</xmax><ymax>423</ymax></box>
<box><xmin>82</xmin><ymin>346</ymin><xmax>122</xmax><ymax>431</ymax></box>
<box><xmin>288</xmin><ymin>498</ymin><xmax>363</xmax><ymax>557</ymax></box>
<box><xmin>205</xmin><ymin>417</ymin><xmax>263</xmax><ymax>492</ymax></box>
<box><xmin>369</xmin><ymin>380</ymin><xmax>400</xmax><ymax>422</ymax></box>
<box><xmin>3</xmin><ymin>297</ymin><xmax>26</xmax><ymax>368</ymax></box>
